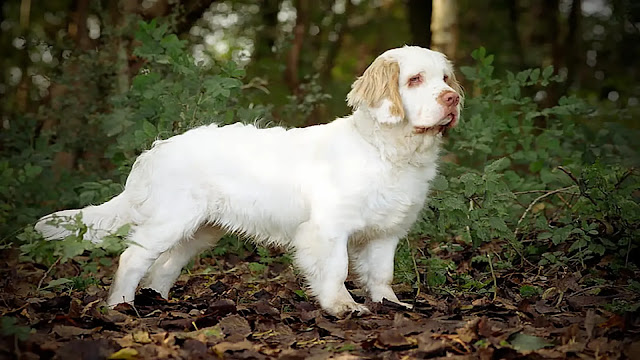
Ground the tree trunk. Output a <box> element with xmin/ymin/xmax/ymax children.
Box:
<box><xmin>285</xmin><ymin>0</ymin><xmax>309</xmax><ymax>93</ymax></box>
<box><xmin>407</xmin><ymin>0</ymin><xmax>432</xmax><ymax>48</ymax></box>
<box><xmin>431</xmin><ymin>0</ymin><xmax>458</xmax><ymax>59</ymax></box>
<box><xmin>319</xmin><ymin>0</ymin><xmax>354</xmax><ymax>83</ymax></box>
<box><xmin>245</xmin><ymin>0</ymin><xmax>281</xmax><ymax>78</ymax></box>
<box><xmin>507</xmin><ymin>0</ymin><xmax>525</xmax><ymax>67</ymax></box>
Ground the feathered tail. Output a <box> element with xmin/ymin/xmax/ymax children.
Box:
<box><xmin>35</xmin><ymin>193</ymin><xmax>131</xmax><ymax>243</ymax></box>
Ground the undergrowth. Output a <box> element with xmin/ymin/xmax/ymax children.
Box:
<box><xmin>1</xmin><ymin>23</ymin><xmax>638</xmax><ymax>306</ymax></box>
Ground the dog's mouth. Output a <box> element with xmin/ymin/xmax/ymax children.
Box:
<box><xmin>413</xmin><ymin>112</ymin><xmax>457</xmax><ymax>135</ymax></box>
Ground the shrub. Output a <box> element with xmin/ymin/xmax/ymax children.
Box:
<box><xmin>405</xmin><ymin>47</ymin><xmax>639</xmax><ymax>287</ymax></box>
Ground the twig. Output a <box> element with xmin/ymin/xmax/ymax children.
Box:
<box><xmin>615</xmin><ymin>168</ymin><xmax>635</xmax><ymax>190</ymax></box>
<box><xmin>568</xmin><ymin>284</ymin><xmax>626</xmax><ymax>298</ymax></box>
<box><xmin>406</xmin><ymin>238</ymin><xmax>421</xmax><ymax>298</ymax></box>
<box><xmin>131</xmin><ymin>301</ymin><xmax>142</xmax><ymax>318</ymax></box>
<box><xmin>557</xmin><ymin>166</ymin><xmax>598</xmax><ymax>207</ymax></box>
<box><xmin>626</xmin><ymin>237</ymin><xmax>632</xmax><ymax>268</ymax></box>
<box><xmin>37</xmin><ymin>256</ymin><xmax>62</xmax><ymax>292</ymax></box>
<box><xmin>514</xmin><ymin>185</ymin><xmax>578</xmax><ymax>236</ymax></box>
<box><xmin>466</xmin><ymin>199</ymin><xmax>473</xmax><ymax>244</ymax></box>
<box><xmin>487</xmin><ymin>253</ymin><xmax>498</xmax><ymax>301</ymax></box>
<box><xmin>556</xmin><ymin>193</ymin><xmax>573</xmax><ymax>209</ymax></box>
<box><xmin>557</xmin><ymin>166</ymin><xmax>579</xmax><ymax>184</ymax></box>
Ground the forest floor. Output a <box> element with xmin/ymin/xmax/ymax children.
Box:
<box><xmin>1</xmin><ymin>240</ymin><xmax>639</xmax><ymax>360</ymax></box>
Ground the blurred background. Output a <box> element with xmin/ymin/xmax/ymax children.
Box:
<box><xmin>0</xmin><ymin>0</ymin><xmax>639</xmax><ymax>237</ymax></box>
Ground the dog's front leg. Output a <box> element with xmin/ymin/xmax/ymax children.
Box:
<box><xmin>351</xmin><ymin>236</ymin><xmax>413</xmax><ymax>309</ymax></box>
<box><xmin>293</xmin><ymin>222</ymin><xmax>369</xmax><ymax>317</ymax></box>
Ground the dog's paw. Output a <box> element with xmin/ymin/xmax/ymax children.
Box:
<box><xmin>325</xmin><ymin>301</ymin><xmax>371</xmax><ymax>318</ymax></box>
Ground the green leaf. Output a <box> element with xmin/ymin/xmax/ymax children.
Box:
<box><xmin>142</xmin><ymin>120</ymin><xmax>157</xmax><ymax>138</ymax></box>
<box><xmin>293</xmin><ymin>289</ymin><xmax>307</xmax><ymax>299</ymax></box>
<box><xmin>509</xmin><ymin>333</ymin><xmax>553</xmax><ymax>351</ymax></box>
<box><xmin>519</xmin><ymin>285</ymin><xmax>541</xmax><ymax>298</ymax></box>
<box><xmin>529</xmin><ymin>160</ymin><xmax>543</xmax><ymax>173</ymax></box>
<box><xmin>537</xmin><ymin>232</ymin><xmax>553</xmax><ymax>240</ymax></box>
<box><xmin>0</xmin><ymin>317</ymin><xmax>32</xmax><ymax>341</ymax></box>
<box><xmin>542</xmin><ymin>65</ymin><xmax>554</xmax><ymax>79</ymax></box>
<box><xmin>485</xmin><ymin>157</ymin><xmax>512</xmax><ymax>173</ymax></box>
<box><xmin>431</xmin><ymin>175</ymin><xmax>449</xmax><ymax>191</ymax></box>
<box><xmin>529</xmin><ymin>68</ymin><xmax>540</xmax><ymax>82</ymax></box>
<box><xmin>43</xmin><ymin>277</ymin><xmax>73</xmax><ymax>290</ymax></box>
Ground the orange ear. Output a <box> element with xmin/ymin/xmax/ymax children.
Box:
<box><xmin>347</xmin><ymin>58</ymin><xmax>405</xmax><ymax>123</ymax></box>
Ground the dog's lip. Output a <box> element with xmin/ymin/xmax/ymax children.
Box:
<box><xmin>413</xmin><ymin>113</ymin><xmax>457</xmax><ymax>134</ymax></box>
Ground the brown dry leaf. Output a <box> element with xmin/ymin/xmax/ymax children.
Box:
<box><xmin>567</xmin><ymin>295</ymin><xmax>610</xmax><ymax>309</ymax></box>
<box><xmin>599</xmin><ymin>314</ymin><xmax>625</xmax><ymax>331</ymax></box>
<box><xmin>132</xmin><ymin>330</ymin><xmax>152</xmax><ymax>344</ymax></box>
<box><xmin>181</xmin><ymin>339</ymin><xmax>208</xmax><ymax>356</ymax></box>
<box><xmin>52</xmin><ymin>325</ymin><xmax>100</xmax><ymax>339</ymax></box>
<box><xmin>114</xmin><ymin>334</ymin><xmax>136</xmax><ymax>348</ymax></box>
<box><xmin>456</xmin><ymin>317</ymin><xmax>480</xmax><ymax>343</ymax></box>
<box><xmin>211</xmin><ymin>339</ymin><xmax>255</xmax><ymax>356</ymax></box>
<box><xmin>534</xmin><ymin>300</ymin><xmax>559</xmax><ymax>314</ymax></box>
<box><xmin>555</xmin><ymin>340</ymin><xmax>585</xmax><ymax>353</ymax></box>
<box><xmin>254</xmin><ymin>299</ymin><xmax>280</xmax><ymax>316</ymax></box>
<box><xmin>584</xmin><ymin>309</ymin><xmax>597</xmax><ymax>339</ymax></box>
<box><xmin>55</xmin><ymin>339</ymin><xmax>117</xmax><ymax>360</ymax></box>
<box><xmin>624</xmin><ymin>341</ymin><xmax>640</xmax><ymax>359</ymax></box>
<box><xmin>219</xmin><ymin>313</ymin><xmax>252</xmax><ymax>337</ymax></box>
<box><xmin>375</xmin><ymin>329</ymin><xmax>415</xmax><ymax>349</ymax></box>
<box><xmin>533</xmin><ymin>348</ymin><xmax>567</xmax><ymax>358</ymax></box>
<box><xmin>415</xmin><ymin>332</ymin><xmax>447</xmax><ymax>355</ymax></box>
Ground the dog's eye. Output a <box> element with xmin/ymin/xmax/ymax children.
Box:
<box><xmin>443</xmin><ymin>75</ymin><xmax>449</xmax><ymax>82</ymax></box>
<box><xmin>408</xmin><ymin>74</ymin><xmax>422</xmax><ymax>86</ymax></box>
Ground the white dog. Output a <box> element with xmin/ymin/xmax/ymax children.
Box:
<box><xmin>36</xmin><ymin>46</ymin><xmax>462</xmax><ymax>317</ymax></box>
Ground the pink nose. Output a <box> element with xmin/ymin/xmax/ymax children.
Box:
<box><xmin>439</xmin><ymin>91</ymin><xmax>460</xmax><ymax>106</ymax></box>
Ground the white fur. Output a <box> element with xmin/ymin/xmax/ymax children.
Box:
<box><xmin>35</xmin><ymin>46</ymin><xmax>462</xmax><ymax>317</ymax></box>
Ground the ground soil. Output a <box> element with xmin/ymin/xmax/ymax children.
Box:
<box><xmin>1</xmin><ymin>243</ymin><xmax>639</xmax><ymax>359</ymax></box>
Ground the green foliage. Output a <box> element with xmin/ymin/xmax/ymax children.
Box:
<box><xmin>410</xmin><ymin>47</ymin><xmax>639</xmax><ymax>286</ymax></box>
<box><xmin>519</xmin><ymin>285</ymin><xmax>542</xmax><ymax>298</ymax></box>
<box><xmin>421</xmin><ymin>257</ymin><xmax>456</xmax><ymax>288</ymax></box>
<box><xmin>0</xmin><ymin>317</ymin><xmax>32</xmax><ymax>341</ymax></box>
<box><xmin>102</xmin><ymin>20</ymin><xmax>263</xmax><ymax>173</ymax></box>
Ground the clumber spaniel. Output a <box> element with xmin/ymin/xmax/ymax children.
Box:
<box><xmin>36</xmin><ymin>46</ymin><xmax>462</xmax><ymax>317</ymax></box>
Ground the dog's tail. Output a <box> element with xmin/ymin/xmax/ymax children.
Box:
<box><xmin>35</xmin><ymin>193</ymin><xmax>131</xmax><ymax>243</ymax></box>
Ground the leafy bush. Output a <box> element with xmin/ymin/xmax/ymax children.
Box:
<box><xmin>405</xmin><ymin>47</ymin><xmax>639</xmax><ymax>289</ymax></box>
<box><xmin>100</xmin><ymin>19</ymin><xmax>265</xmax><ymax>173</ymax></box>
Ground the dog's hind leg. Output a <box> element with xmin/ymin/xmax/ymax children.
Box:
<box><xmin>142</xmin><ymin>226</ymin><xmax>224</xmax><ymax>298</ymax></box>
<box><xmin>107</xmin><ymin>221</ymin><xmax>197</xmax><ymax>306</ymax></box>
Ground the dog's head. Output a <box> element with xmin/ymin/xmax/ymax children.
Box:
<box><xmin>347</xmin><ymin>46</ymin><xmax>463</xmax><ymax>135</ymax></box>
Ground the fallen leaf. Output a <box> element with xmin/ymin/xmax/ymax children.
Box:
<box><xmin>456</xmin><ymin>317</ymin><xmax>480</xmax><ymax>343</ymax></box>
<box><xmin>509</xmin><ymin>333</ymin><xmax>553</xmax><ymax>352</ymax></box>
<box><xmin>624</xmin><ymin>340</ymin><xmax>640</xmax><ymax>359</ymax></box>
<box><xmin>534</xmin><ymin>300</ymin><xmax>558</xmax><ymax>314</ymax></box>
<box><xmin>376</xmin><ymin>329</ymin><xmax>414</xmax><ymax>349</ymax></box>
<box><xmin>133</xmin><ymin>330</ymin><xmax>152</xmax><ymax>344</ymax></box>
<box><xmin>52</xmin><ymin>325</ymin><xmax>99</xmax><ymax>339</ymax></box>
<box><xmin>108</xmin><ymin>347</ymin><xmax>139</xmax><ymax>360</ymax></box>
<box><xmin>584</xmin><ymin>309</ymin><xmax>597</xmax><ymax>339</ymax></box>
<box><xmin>56</xmin><ymin>339</ymin><xmax>117</xmax><ymax>360</ymax></box>
<box><xmin>219</xmin><ymin>314</ymin><xmax>252</xmax><ymax>337</ymax></box>
<box><xmin>211</xmin><ymin>339</ymin><xmax>255</xmax><ymax>356</ymax></box>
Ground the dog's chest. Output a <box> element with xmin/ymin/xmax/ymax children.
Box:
<box><xmin>358</xmin><ymin>166</ymin><xmax>435</xmax><ymax>233</ymax></box>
